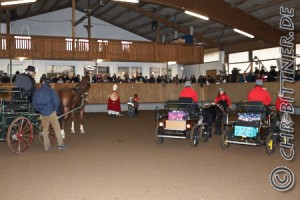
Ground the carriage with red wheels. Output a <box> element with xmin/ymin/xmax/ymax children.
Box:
<box><xmin>0</xmin><ymin>87</ymin><xmax>58</xmax><ymax>153</ymax></box>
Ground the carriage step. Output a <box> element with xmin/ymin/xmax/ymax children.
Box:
<box><xmin>226</xmin><ymin>140</ymin><xmax>260</xmax><ymax>146</ymax></box>
<box><xmin>157</xmin><ymin>135</ymin><xmax>187</xmax><ymax>139</ymax></box>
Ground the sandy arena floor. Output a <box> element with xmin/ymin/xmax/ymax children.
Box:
<box><xmin>0</xmin><ymin>111</ymin><xmax>299</xmax><ymax>200</ymax></box>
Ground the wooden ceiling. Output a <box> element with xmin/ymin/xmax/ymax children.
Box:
<box><xmin>0</xmin><ymin>0</ymin><xmax>300</xmax><ymax>52</ymax></box>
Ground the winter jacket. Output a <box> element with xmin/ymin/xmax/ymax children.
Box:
<box><xmin>179</xmin><ymin>87</ymin><xmax>198</xmax><ymax>103</ymax></box>
<box><xmin>32</xmin><ymin>83</ymin><xmax>60</xmax><ymax>116</ymax></box>
<box><xmin>247</xmin><ymin>86</ymin><xmax>272</xmax><ymax>106</ymax></box>
<box><xmin>215</xmin><ymin>94</ymin><xmax>231</xmax><ymax>107</ymax></box>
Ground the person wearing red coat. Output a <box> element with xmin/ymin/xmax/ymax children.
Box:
<box><xmin>107</xmin><ymin>84</ymin><xmax>122</xmax><ymax>116</ymax></box>
<box><xmin>275</xmin><ymin>93</ymin><xmax>287</xmax><ymax>111</ymax></box>
<box><xmin>179</xmin><ymin>81</ymin><xmax>198</xmax><ymax>103</ymax></box>
<box><xmin>247</xmin><ymin>79</ymin><xmax>272</xmax><ymax>106</ymax></box>
<box><xmin>214</xmin><ymin>88</ymin><xmax>231</xmax><ymax>109</ymax></box>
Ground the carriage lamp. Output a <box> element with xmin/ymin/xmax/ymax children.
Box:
<box><xmin>159</xmin><ymin>122</ymin><xmax>164</xmax><ymax>127</ymax></box>
<box><xmin>186</xmin><ymin>124</ymin><xmax>191</xmax><ymax>129</ymax></box>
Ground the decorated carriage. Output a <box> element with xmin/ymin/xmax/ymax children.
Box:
<box><xmin>155</xmin><ymin>98</ymin><xmax>210</xmax><ymax>146</ymax></box>
<box><xmin>221</xmin><ymin>100</ymin><xmax>280</xmax><ymax>154</ymax></box>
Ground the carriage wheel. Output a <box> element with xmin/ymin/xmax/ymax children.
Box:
<box><xmin>266</xmin><ymin>133</ymin><xmax>276</xmax><ymax>155</ymax></box>
<box><xmin>6</xmin><ymin>116</ymin><xmax>34</xmax><ymax>153</ymax></box>
<box><xmin>155</xmin><ymin>126</ymin><xmax>164</xmax><ymax>144</ymax></box>
<box><xmin>38</xmin><ymin>124</ymin><xmax>57</xmax><ymax>145</ymax></box>
<box><xmin>221</xmin><ymin>130</ymin><xmax>231</xmax><ymax>149</ymax></box>
<box><xmin>190</xmin><ymin>125</ymin><xmax>199</xmax><ymax>147</ymax></box>
<box><xmin>199</xmin><ymin>123</ymin><xmax>209</xmax><ymax>143</ymax></box>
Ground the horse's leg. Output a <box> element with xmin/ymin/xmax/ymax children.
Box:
<box><xmin>79</xmin><ymin>107</ymin><xmax>84</xmax><ymax>134</ymax></box>
<box><xmin>71</xmin><ymin>111</ymin><xmax>75</xmax><ymax>134</ymax></box>
<box><xmin>215</xmin><ymin>110</ymin><xmax>224</xmax><ymax>135</ymax></box>
<box><xmin>61</xmin><ymin>107</ymin><xmax>70</xmax><ymax>139</ymax></box>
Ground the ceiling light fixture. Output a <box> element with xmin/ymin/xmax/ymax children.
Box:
<box><xmin>1</xmin><ymin>0</ymin><xmax>36</xmax><ymax>6</ymax></box>
<box><xmin>184</xmin><ymin>10</ymin><xmax>209</xmax><ymax>21</ymax></box>
<box><xmin>167</xmin><ymin>61</ymin><xmax>177</xmax><ymax>65</ymax></box>
<box><xmin>112</xmin><ymin>0</ymin><xmax>139</xmax><ymax>3</ymax></box>
<box><xmin>233</xmin><ymin>28</ymin><xmax>254</xmax><ymax>38</ymax></box>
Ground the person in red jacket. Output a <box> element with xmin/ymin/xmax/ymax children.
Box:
<box><xmin>214</xmin><ymin>88</ymin><xmax>231</xmax><ymax>110</ymax></box>
<box><xmin>275</xmin><ymin>92</ymin><xmax>287</xmax><ymax>112</ymax></box>
<box><xmin>179</xmin><ymin>81</ymin><xmax>198</xmax><ymax>103</ymax></box>
<box><xmin>247</xmin><ymin>79</ymin><xmax>272</xmax><ymax>106</ymax></box>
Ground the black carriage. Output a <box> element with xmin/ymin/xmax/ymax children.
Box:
<box><xmin>0</xmin><ymin>87</ymin><xmax>56</xmax><ymax>153</ymax></box>
<box><xmin>155</xmin><ymin>98</ymin><xmax>210</xmax><ymax>146</ymax></box>
<box><xmin>221</xmin><ymin>100</ymin><xmax>280</xmax><ymax>155</ymax></box>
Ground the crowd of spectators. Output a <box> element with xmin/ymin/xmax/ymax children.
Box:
<box><xmin>1</xmin><ymin>65</ymin><xmax>300</xmax><ymax>84</ymax></box>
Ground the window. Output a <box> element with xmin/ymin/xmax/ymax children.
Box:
<box><xmin>46</xmin><ymin>65</ymin><xmax>75</xmax><ymax>79</ymax></box>
<box><xmin>14</xmin><ymin>36</ymin><xmax>31</xmax><ymax>50</ymax></box>
<box><xmin>121</xmin><ymin>41</ymin><xmax>132</xmax><ymax>52</ymax></box>
<box><xmin>98</xmin><ymin>66</ymin><xmax>109</xmax><ymax>75</ymax></box>
<box><xmin>118</xmin><ymin>67</ymin><xmax>129</xmax><ymax>79</ymax></box>
<box><xmin>150</xmin><ymin>67</ymin><xmax>160</xmax><ymax>77</ymax></box>
<box><xmin>131</xmin><ymin>67</ymin><xmax>142</xmax><ymax>78</ymax></box>
<box><xmin>98</xmin><ymin>40</ymin><xmax>108</xmax><ymax>52</ymax></box>
<box><xmin>229</xmin><ymin>51</ymin><xmax>249</xmax><ymax>63</ymax></box>
<box><xmin>253</xmin><ymin>47</ymin><xmax>281</xmax><ymax>60</ymax></box>
<box><xmin>204</xmin><ymin>50</ymin><xmax>219</xmax><ymax>63</ymax></box>
<box><xmin>1</xmin><ymin>36</ymin><xmax>6</xmax><ymax>50</ymax></box>
<box><xmin>65</xmin><ymin>38</ymin><xmax>89</xmax><ymax>51</ymax></box>
<box><xmin>228</xmin><ymin>51</ymin><xmax>249</xmax><ymax>74</ymax></box>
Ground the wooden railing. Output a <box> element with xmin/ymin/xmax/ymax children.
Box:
<box><xmin>0</xmin><ymin>34</ymin><xmax>203</xmax><ymax>64</ymax></box>
<box><xmin>1</xmin><ymin>81</ymin><xmax>299</xmax><ymax>106</ymax></box>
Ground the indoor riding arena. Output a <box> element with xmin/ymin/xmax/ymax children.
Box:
<box><xmin>0</xmin><ymin>0</ymin><xmax>300</xmax><ymax>199</ymax></box>
<box><xmin>0</xmin><ymin>83</ymin><xmax>299</xmax><ymax>200</ymax></box>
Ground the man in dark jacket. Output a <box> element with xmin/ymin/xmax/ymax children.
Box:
<box><xmin>32</xmin><ymin>79</ymin><xmax>65</xmax><ymax>151</ymax></box>
<box><xmin>15</xmin><ymin>65</ymin><xmax>36</xmax><ymax>102</ymax></box>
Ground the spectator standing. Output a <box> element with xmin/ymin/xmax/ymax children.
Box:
<box><xmin>12</xmin><ymin>71</ymin><xmax>20</xmax><ymax>83</ymax></box>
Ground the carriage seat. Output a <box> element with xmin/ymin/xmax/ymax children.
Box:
<box><xmin>11</xmin><ymin>87</ymin><xmax>31</xmax><ymax>101</ymax></box>
<box><xmin>178</xmin><ymin>97</ymin><xmax>200</xmax><ymax>117</ymax></box>
<box><xmin>240</xmin><ymin>101</ymin><xmax>267</xmax><ymax>120</ymax></box>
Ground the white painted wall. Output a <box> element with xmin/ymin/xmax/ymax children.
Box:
<box><xmin>3</xmin><ymin>8</ymin><xmax>149</xmax><ymax>41</ymax></box>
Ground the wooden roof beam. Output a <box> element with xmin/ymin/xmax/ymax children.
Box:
<box><xmin>119</xmin><ymin>2</ymin><xmax>219</xmax><ymax>48</ymax></box>
<box><xmin>142</xmin><ymin>0</ymin><xmax>283</xmax><ymax>46</ymax></box>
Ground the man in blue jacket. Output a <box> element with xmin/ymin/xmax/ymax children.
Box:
<box><xmin>32</xmin><ymin>79</ymin><xmax>65</xmax><ymax>151</ymax></box>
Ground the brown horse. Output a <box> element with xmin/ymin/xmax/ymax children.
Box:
<box><xmin>59</xmin><ymin>76</ymin><xmax>90</xmax><ymax>139</ymax></box>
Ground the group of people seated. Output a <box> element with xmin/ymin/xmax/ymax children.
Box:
<box><xmin>178</xmin><ymin>78</ymin><xmax>283</xmax><ymax>114</ymax></box>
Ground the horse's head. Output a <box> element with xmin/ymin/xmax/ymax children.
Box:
<box><xmin>216</xmin><ymin>100</ymin><xmax>228</xmax><ymax>112</ymax></box>
<box><xmin>76</xmin><ymin>76</ymin><xmax>91</xmax><ymax>93</ymax></box>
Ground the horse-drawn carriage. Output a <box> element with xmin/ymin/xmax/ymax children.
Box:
<box><xmin>0</xmin><ymin>88</ymin><xmax>42</xmax><ymax>153</ymax></box>
<box><xmin>221</xmin><ymin>100</ymin><xmax>280</xmax><ymax>155</ymax></box>
<box><xmin>0</xmin><ymin>76</ymin><xmax>90</xmax><ymax>153</ymax></box>
<box><xmin>155</xmin><ymin>98</ymin><xmax>210</xmax><ymax>146</ymax></box>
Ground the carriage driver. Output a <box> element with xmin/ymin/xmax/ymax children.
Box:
<box><xmin>247</xmin><ymin>79</ymin><xmax>272</xmax><ymax>106</ymax></box>
<box><xmin>14</xmin><ymin>65</ymin><xmax>36</xmax><ymax>102</ymax></box>
<box><xmin>179</xmin><ymin>81</ymin><xmax>198</xmax><ymax>103</ymax></box>
<box><xmin>214</xmin><ymin>88</ymin><xmax>232</xmax><ymax>110</ymax></box>
<box><xmin>32</xmin><ymin>79</ymin><xmax>66</xmax><ymax>151</ymax></box>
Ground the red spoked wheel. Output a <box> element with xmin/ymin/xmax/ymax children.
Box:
<box><xmin>38</xmin><ymin>124</ymin><xmax>57</xmax><ymax>145</ymax></box>
<box><xmin>6</xmin><ymin>116</ymin><xmax>34</xmax><ymax>153</ymax></box>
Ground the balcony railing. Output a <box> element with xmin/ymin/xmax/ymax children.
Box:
<box><xmin>0</xmin><ymin>34</ymin><xmax>203</xmax><ymax>64</ymax></box>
